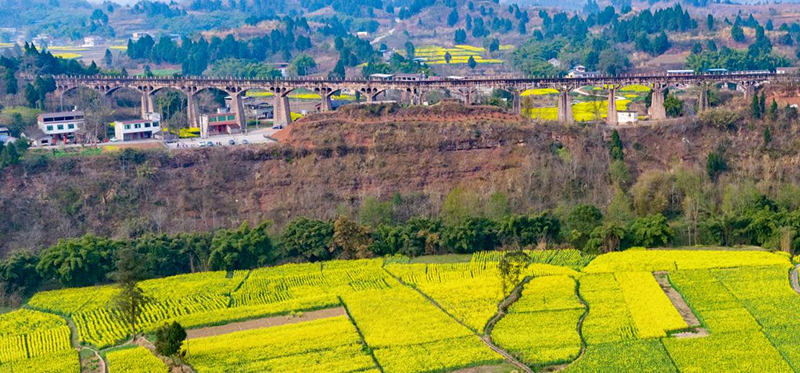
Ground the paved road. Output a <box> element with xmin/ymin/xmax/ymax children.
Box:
<box><xmin>166</xmin><ymin>127</ymin><xmax>279</xmax><ymax>149</ymax></box>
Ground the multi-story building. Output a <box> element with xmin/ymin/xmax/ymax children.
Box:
<box><xmin>34</xmin><ymin>111</ymin><xmax>84</xmax><ymax>145</ymax></box>
<box><xmin>199</xmin><ymin>110</ymin><xmax>241</xmax><ymax>138</ymax></box>
<box><xmin>113</xmin><ymin>113</ymin><xmax>162</xmax><ymax>141</ymax></box>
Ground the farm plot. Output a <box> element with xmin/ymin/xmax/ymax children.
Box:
<box><xmin>564</xmin><ymin>340</ymin><xmax>676</xmax><ymax>373</ymax></box>
<box><xmin>106</xmin><ymin>346</ymin><xmax>168</xmax><ymax>373</ymax></box>
<box><xmin>614</xmin><ymin>272</ymin><xmax>688</xmax><ymax>338</ymax></box>
<box><xmin>385</xmin><ymin>262</ymin><xmax>504</xmax><ymax>332</ymax></box>
<box><xmin>578</xmin><ymin>273</ymin><xmax>638</xmax><ymax>344</ymax></box>
<box><xmin>668</xmin><ymin>265</ymin><xmax>800</xmax><ymax>370</ymax></box>
<box><xmin>492</xmin><ymin>275</ymin><xmax>585</xmax><ymax>367</ymax></box>
<box><xmin>341</xmin><ymin>286</ymin><xmax>503</xmax><ymax>372</ymax></box>
<box><xmin>183</xmin><ymin>316</ymin><xmax>377</xmax><ymax>372</ymax></box>
<box><xmin>583</xmin><ymin>250</ymin><xmax>792</xmax><ymax>273</ymax></box>
<box><xmin>0</xmin><ymin>310</ymin><xmax>77</xmax><ymax>372</ymax></box>
<box><xmin>414</xmin><ymin>45</ymin><xmax>504</xmax><ymax>64</ymax></box>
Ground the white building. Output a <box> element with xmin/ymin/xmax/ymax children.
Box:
<box><xmin>82</xmin><ymin>37</ymin><xmax>100</xmax><ymax>47</ymax></box>
<box><xmin>33</xmin><ymin>111</ymin><xmax>84</xmax><ymax>145</ymax></box>
<box><xmin>617</xmin><ymin>111</ymin><xmax>638</xmax><ymax>125</ymax></box>
<box><xmin>113</xmin><ymin>113</ymin><xmax>161</xmax><ymax>141</ymax></box>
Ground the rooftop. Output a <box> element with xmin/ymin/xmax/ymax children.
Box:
<box><xmin>39</xmin><ymin>111</ymin><xmax>84</xmax><ymax>119</ymax></box>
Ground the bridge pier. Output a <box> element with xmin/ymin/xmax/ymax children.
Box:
<box><xmin>698</xmin><ymin>86</ymin><xmax>709</xmax><ymax>113</ymax></box>
<box><xmin>273</xmin><ymin>94</ymin><xmax>292</xmax><ymax>127</ymax></box>
<box><xmin>743</xmin><ymin>84</ymin><xmax>756</xmax><ymax>101</ymax></box>
<box><xmin>606</xmin><ymin>85</ymin><xmax>618</xmax><ymax>126</ymax></box>
<box><xmin>464</xmin><ymin>90</ymin><xmax>473</xmax><ymax>106</ymax></box>
<box><xmin>231</xmin><ymin>93</ymin><xmax>246</xmax><ymax>130</ymax></box>
<box><xmin>186</xmin><ymin>90</ymin><xmax>199</xmax><ymax>128</ymax></box>
<box><xmin>556</xmin><ymin>88</ymin><xmax>573</xmax><ymax>124</ymax></box>
<box><xmin>321</xmin><ymin>92</ymin><xmax>333</xmax><ymax>112</ymax></box>
<box><xmin>649</xmin><ymin>87</ymin><xmax>667</xmax><ymax>120</ymax></box>
<box><xmin>141</xmin><ymin>89</ymin><xmax>154</xmax><ymax>118</ymax></box>
<box><xmin>512</xmin><ymin>90</ymin><xmax>521</xmax><ymax>115</ymax></box>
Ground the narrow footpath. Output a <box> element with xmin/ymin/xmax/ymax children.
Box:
<box><xmin>186</xmin><ymin>308</ymin><xmax>347</xmax><ymax>339</ymax></box>
<box><xmin>791</xmin><ymin>265</ymin><xmax>800</xmax><ymax>296</ymax></box>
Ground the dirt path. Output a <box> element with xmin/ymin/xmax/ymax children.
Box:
<box><xmin>80</xmin><ymin>347</ymin><xmax>105</xmax><ymax>373</ymax></box>
<box><xmin>134</xmin><ymin>337</ymin><xmax>194</xmax><ymax>373</ymax></box>
<box><xmin>791</xmin><ymin>265</ymin><xmax>800</xmax><ymax>296</ymax></box>
<box><xmin>653</xmin><ymin>272</ymin><xmax>709</xmax><ymax>338</ymax></box>
<box><xmin>186</xmin><ymin>308</ymin><xmax>347</xmax><ymax>339</ymax></box>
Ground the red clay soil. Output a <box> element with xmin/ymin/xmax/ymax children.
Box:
<box><xmin>186</xmin><ymin>307</ymin><xmax>347</xmax><ymax>339</ymax></box>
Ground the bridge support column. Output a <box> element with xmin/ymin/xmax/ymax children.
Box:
<box><xmin>512</xmin><ymin>90</ymin><xmax>521</xmax><ymax>115</ymax></box>
<box><xmin>743</xmin><ymin>84</ymin><xmax>755</xmax><ymax>101</ymax></box>
<box><xmin>649</xmin><ymin>88</ymin><xmax>667</xmax><ymax>121</ymax></box>
<box><xmin>273</xmin><ymin>94</ymin><xmax>292</xmax><ymax>127</ymax></box>
<box><xmin>698</xmin><ymin>86</ymin><xmax>709</xmax><ymax>113</ymax></box>
<box><xmin>557</xmin><ymin>89</ymin><xmax>573</xmax><ymax>124</ymax></box>
<box><xmin>186</xmin><ymin>91</ymin><xmax>199</xmax><ymax>128</ymax></box>
<box><xmin>465</xmin><ymin>90</ymin><xmax>472</xmax><ymax>106</ymax></box>
<box><xmin>141</xmin><ymin>89</ymin><xmax>154</xmax><ymax>118</ymax></box>
<box><xmin>231</xmin><ymin>93</ymin><xmax>247</xmax><ymax>130</ymax></box>
<box><xmin>606</xmin><ymin>85</ymin><xmax>618</xmax><ymax>126</ymax></box>
<box><xmin>320</xmin><ymin>93</ymin><xmax>333</xmax><ymax>112</ymax></box>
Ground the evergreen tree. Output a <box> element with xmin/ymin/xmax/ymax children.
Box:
<box><xmin>763</xmin><ymin>126</ymin><xmax>771</xmax><ymax>146</ymax></box>
<box><xmin>467</xmin><ymin>56</ymin><xmax>477</xmax><ymax>69</ymax></box>
<box><xmin>110</xmin><ymin>248</ymin><xmax>150</xmax><ymax>341</ymax></box>
<box><xmin>444</xmin><ymin>51</ymin><xmax>452</xmax><ymax>64</ymax></box>
<box><xmin>608</xmin><ymin>130</ymin><xmax>624</xmax><ymax>161</ymax></box>
<box><xmin>706</xmin><ymin>14</ymin><xmax>714</xmax><ymax>30</ymax></box>
<box><xmin>4</xmin><ymin>69</ymin><xmax>17</xmax><ymax>95</ymax></box>
<box><xmin>155</xmin><ymin>322</ymin><xmax>187</xmax><ymax>358</ymax></box>
<box><xmin>731</xmin><ymin>24</ymin><xmax>745</xmax><ymax>42</ymax></box>
<box><xmin>751</xmin><ymin>93</ymin><xmax>761</xmax><ymax>119</ymax></box>
<box><xmin>104</xmin><ymin>49</ymin><xmax>113</xmax><ymax>66</ymax></box>
<box><xmin>767</xmin><ymin>99</ymin><xmax>778</xmax><ymax>121</ymax></box>
<box><xmin>759</xmin><ymin>92</ymin><xmax>766</xmax><ymax>115</ymax></box>
<box><xmin>447</xmin><ymin>10</ymin><xmax>459</xmax><ymax>26</ymax></box>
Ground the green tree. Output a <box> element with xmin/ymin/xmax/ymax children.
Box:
<box><xmin>444</xmin><ymin>51</ymin><xmax>452</xmax><ymax>64</ymax></box>
<box><xmin>467</xmin><ymin>56</ymin><xmax>477</xmax><ymax>69</ymax></box>
<box><xmin>629</xmin><ymin>214</ymin><xmax>674</xmax><ymax>247</ymax></box>
<box><xmin>36</xmin><ymin>235</ymin><xmax>118</xmax><ymax>287</ymax></box>
<box><xmin>104</xmin><ymin>49</ymin><xmax>113</xmax><ymax>66</ymax></box>
<box><xmin>331</xmin><ymin>216</ymin><xmax>373</xmax><ymax>259</ymax></box>
<box><xmin>706</xmin><ymin>150</ymin><xmax>727</xmax><ymax>181</ymax></box>
<box><xmin>731</xmin><ymin>24</ymin><xmax>745</xmax><ymax>42</ymax></box>
<box><xmin>497</xmin><ymin>213</ymin><xmax>560</xmax><ymax>248</ymax></box>
<box><xmin>499</xmin><ymin>251</ymin><xmax>529</xmax><ymax>294</ymax></box>
<box><xmin>706</xmin><ymin>14</ymin><xmax>714</xmax><ymax>30</ymax></box>
<box><xmin>440</xmin><ymin>187</ymin><xmax>482</xmax><ymax>225</ymax></box>
<box><xmin>155</xmin><ymin>321</ymin><xmax>187</xmax><ymax>359</ymax></box>
<box><xmin>767</xmin><ymin>99</ymin><xmax>778</xmax><ymax>121</ymax></box>
<box><xmin>585</xmin><ymin>223</ymin><xmax>626</xmax><ymax>253</ymax></box>
<box><xmin>279</xmin><ymin>217</ymin><xmax>333</xmax><ymax>261</ymax></box>
<box><xmin>441</xmin><ymin>217</ymin><xmax>499</xmax><ymax>254</ymax></box>
<box><xmin>751</xmin><ymin>93</ymin><xmax>762</xmax><ymax>119</ymax></box>
<box><xmin>110</xmin><ymin>248</ymin><xmax>150</xmax><ymax>341</ymax></box>
<box><xmin>1</xmin><ymin>142</ymin><xmax>19</xmax><ymax>166</ymax></box>
<box><xmin>664</xmin><ymin>94</ymin><xmax>683</xmax><ymax>117</ymax></box>
<box><xmin>4</xmin><ymin>69</ymin><xmax>17</xmax><ymax>95</ymax></box>
<box><xmin>565</xmin><ymin>204</ymin><xmax>603</xmax><ymax>250</ymax></box>
<box><xmin>358</xmin><ymin>197</ymin><xmax>393</xmax><ymax>228</ymax></box>
<box><xmin>608</xmin><ymin>129</ymin><xmax>623</xmax><ymax>161</ymax></box>
<box><xmin>0</xmin><ymin>251</ymin><xmax>41</xmax><ymax>296</ymax></box>
<box><xmin>763</xmin><ymin>126</ymin><xmax>772</xmax><ymax>147</ymax></box>
<box><xmin>447</xmin><ymin>10</ymin><xmax>459</xmax><ymax>26</ymax></box>
<box><xmin>288</xmin><ymin>55</ymin><xmax>317</xmax><ymax>76</ymax></box>
<box><xmin>208</xmin><ymin>221</ymin><xmax>275</xmax><ymax>271</ymax></box>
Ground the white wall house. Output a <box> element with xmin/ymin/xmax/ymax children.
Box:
<box><xmin>35</xmin><ymin>111</ymin><xmax>84</xmax><ymax>145</ymax></box>
<box><xmin>617</xmin><ymin>111</ymin><xmax>638</xmax><ymax>125</ymax></box>
<box><xmin>113</xmin><ymin>113</ymin><xmax>161</xmax><ymax>141</ymax></box>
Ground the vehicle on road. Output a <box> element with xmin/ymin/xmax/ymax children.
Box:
<box><xmin>242</xmin><ymin>139</ymin><xmax>249</xmax><ymax>145</ymax></box>
<box><xmin>229</xmin><ymin>139</ymin><xmax>236</xmax><ymax>145</ymax></box>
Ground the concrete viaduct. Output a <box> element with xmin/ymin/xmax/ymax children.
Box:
<box><xmin>50</xmin><ymin>72</ymin><xmax>788</xmax><ymax>127</ymax></box>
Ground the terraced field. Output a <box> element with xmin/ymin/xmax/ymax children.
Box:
<box><xmin>5</xmin><ymin>249</ymin><xmax>798</xmax><ymax>372</ymax></box>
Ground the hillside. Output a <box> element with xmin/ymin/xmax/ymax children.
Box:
<box><xmin>2</xmin><ymin>101</ymin><xmax>800</xmax><ymax>255</ymax></box>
